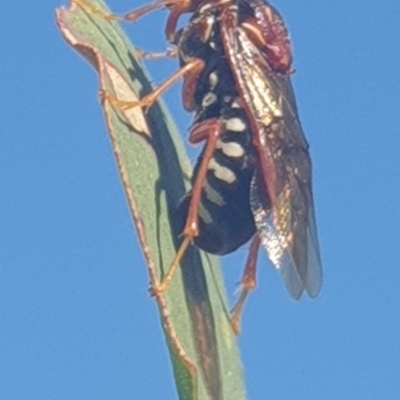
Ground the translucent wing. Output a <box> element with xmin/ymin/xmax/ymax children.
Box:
<box><xmin>221</xmin><ymin>15</ymin><xmax>322</xmax><ymax>298</ymax></box>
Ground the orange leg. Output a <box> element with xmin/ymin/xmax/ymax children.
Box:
<box><xmin>123</xmin><ymin>0</ymin><xmax>182</xmax><ymax>22</ymax></box>
<box><xmin>101</xmin><ymin>58</ymin><xmax>204</xmax><ymax>113</ymax></box>
<box><xmin>118</xmin><ymin>0</ymin><xmax>193</xmax><ymax>43</ymax></box>
<box><xmin>230</xmin><ymin>235</ymin><xmax>261</xmax><ymax>335</ymax></box>
<box><xmin>154</xmin><ymin>118</ymin><xmax>223</xmax><ymax>293</ymax></box>
<box><xmin>71</xmin><ymin>0</ymin><xmax>122</xmax><ymax>20</ymax></box>
<box><xmin>72</xmin><ymin>0</ymin><xmax>181</xmax><ymax>22</ymax></box>
<box><xmin>71</xmin><ymin>0</ymin><xmax>191</xmax><ymax>42</ymax></box>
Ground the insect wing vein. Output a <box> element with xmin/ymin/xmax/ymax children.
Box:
<box><xmin>222</xmin><ymin>15</ymin><xmax>322</xmax><ymax>298</ymax></box>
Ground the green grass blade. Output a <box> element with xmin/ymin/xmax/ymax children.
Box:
<box><xmin>56</xmin><ymin>1</ymin><xmax>247</xmax><ymax>399</ymax></box>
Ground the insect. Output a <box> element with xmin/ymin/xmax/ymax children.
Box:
<box><xmin>175</xmin><ymin>6</ymin><xmax>258</xmax><ymax>256</ymax></box>
<box><xmin>73</xmin><ymin>0</ymin><xmax>323</xmax><ymax>333</ymax></box>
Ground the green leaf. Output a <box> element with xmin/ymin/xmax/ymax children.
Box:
<box><xmin>56</xmin><ymin>1</ymin><xmax>247</xmax><ymax>399</ymax></box>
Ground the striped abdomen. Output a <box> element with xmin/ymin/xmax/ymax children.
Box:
<box><xmin>179</xmin><ymin>51</ymin><xmax>256</xmax><ymax>255</ymax></box>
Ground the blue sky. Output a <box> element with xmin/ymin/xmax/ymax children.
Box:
<box><xmin>1</xmin><ymin>0</ymin><xmax>400</xmax><ymax>399</ymax></box>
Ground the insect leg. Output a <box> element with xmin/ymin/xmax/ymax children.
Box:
<box><xmin>154</xmin><ymin>118</ymin><xmax>224</xmax><ymax>294</ymax></box>
<box><xmin>135</xmin><ymin>47</ymin><xmax>178</xmax><ymax>60</ymax></box>
<box><xmin>70</xmin><ymin>0</ymin><xmax>122</xmax><ymax>20</ymax></box>
<box><xmin>230</xmin><ymin>234</ymin><xmax>261</xmax><ymax>335</ymax></box>
<box><xmin>101</xmin><ymin>58</ymin><xmax>204</xmax><ymax>112</ymax></box>
<box><xmin>71</xmin><ymin>0</ymin><xmax>192</xmax><ymax>43</ymax></box>
<box><xmin>71</xmin><ymin>0</ymin><xmax>180</xmax><ymax>22</ymax></box>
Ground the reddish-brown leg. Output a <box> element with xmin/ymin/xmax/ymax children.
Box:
<box><xmin>123</xmin><ymin>0</ymin><xmax>188</xmax><ymax>26</ymax></box>
<box><xmin>230</xmin><ymin>235</ymin><xmax>261</xmax><ymax>335</ymax></box>
<box><xmin>185</xmin><ymin>118</ymin><xmax>224</xmax><ymax>237</ymax></box>
<box><xmin>181</xmin><ymin>60</ymin><xmax>206</xmax><ymax>112</ymax></box>
<box><xmin>181</xmin><ymin>59</ymin><xmax>206</xmax><ymax>111</ymax></box>
<box><xmin>154</xmin><ymin>118</ymin><xmax>223</xmax><ymax>293</ymax></box>
<box><xmin>163</xmin><ymin>0</ymin><xmax>192</xmax><ymax>42</ymax></box>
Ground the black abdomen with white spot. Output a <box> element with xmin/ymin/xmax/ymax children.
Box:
<box><xmin>177</xmin><ymin>9</ymin><xmax>256</xmax><ymax>255</ymax></box>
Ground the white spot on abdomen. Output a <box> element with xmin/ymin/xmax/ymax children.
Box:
<box><xmin>216</xmin><ymin>140</ymin><xmax>245</xmax><ymax>158</ymax></box>
<box><xmin>202</xmin><ymin>92</ymin><xmax>217</xmax><ymax>107</ymax></box>
<box><xmin>208</xmin><ymin>158</ymin><xmax>237</xmax><ymax>184</ymax></box>
<box><xmin>209</xmin><ymin>71</ymin><xmax>218</xmax><ymax>89</ymax></box>
<box><xmin>230</xmin><ymin>98</ymin><xmax>241</xmax><ymax>108</ymax></box>
<box><xmin>225</xmin><ymin>117</ymin><xmax>246</xmax><ymax>132</ymax></box>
